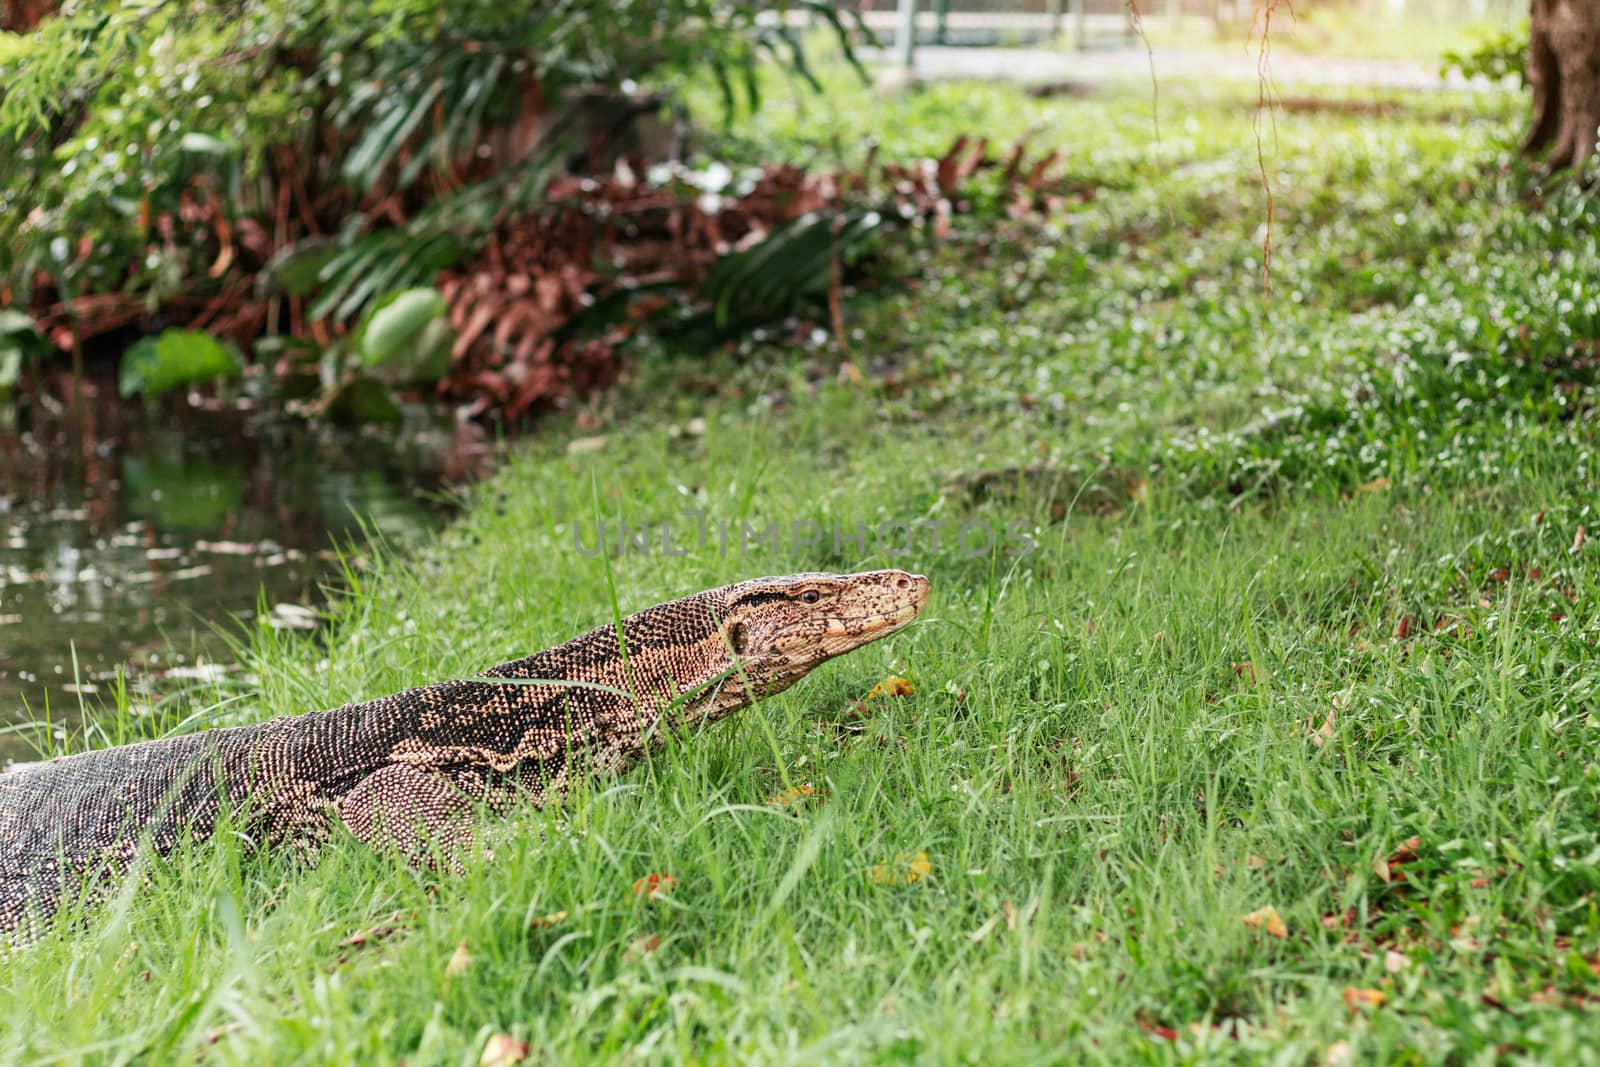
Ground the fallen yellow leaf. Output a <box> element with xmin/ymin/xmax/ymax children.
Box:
<box><xmin>1242</xmin><ymin>906</ymin><xmax>1287</xmax><ymax>938</ymax></box>
<box><xmin>766</xmin><ymin>783</ymin><xmax>824</xmax><ymax>807</ymax></box>
<box><xmin>870</xmin><ymin>851</ymin><xmax>932</xmax><ymax>885</ymax></box>
<box><xmin>867</xmin><ymin>676</ymin><xmax>914</xmax><ymax>700</ymax></box>
<box><xmin>529</xmin><ymin>910</ymin><xmax>568</xmax><ymax>930</ymax></box>
<box><xmin>444</xmin><ymin>940</ymin><xmax>472</xmax><ymax>979</ymax></box>
<box><xmin>1342</xmin><ymin>986</ymin><xmax>1385</xmax><ymax>1010</ymax></box>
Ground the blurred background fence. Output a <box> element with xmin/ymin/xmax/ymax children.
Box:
<box><xmin>838</xmin><ymin>0</ymin><xmax>1524</xmax><ymax>56</ymax></box>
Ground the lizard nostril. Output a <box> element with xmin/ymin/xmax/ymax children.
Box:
<box><xmin>895</xmin><ymin>577</ymin><xmax>910</xmax><ymax>590</ymax></box>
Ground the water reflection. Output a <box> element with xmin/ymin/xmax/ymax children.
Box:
<box><xmin>0</xmin><ymin>383</ymin><xmax>487</xmax><ymax>763</ymax></box>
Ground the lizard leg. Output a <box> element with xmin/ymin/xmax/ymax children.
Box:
<box><xmin>334</xmin><ymin>765</ymin><xmax>473</xmax><ymax>872</ymax></box>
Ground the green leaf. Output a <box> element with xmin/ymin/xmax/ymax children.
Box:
<box><xmin>343</xmin><ymin>79</ymin><xmax>442</xmax><ymax>190</ymax></box>
<box><xmin>357</xmin><ymin>287</ymin><xmax>451</xmax><ymax>383</ymax></box>
<box><xmin>0</xmin><ymin>309</ymin><xmax>42</xmax><ymax>339</ymax></box>
<box><xmin>700</xmin><ymin>209</ymin><xmax>893</xmax><ymax>329</ymax></box>
<box><xmin>0</xmin><ymin>311</ymin><xmax>45</xmax><ymax>404</ymax></box>
<box><xmin>710</xmin><ymin>58</ymin><xmax>738</xmax><ymax>127</ymax></box>
<box><xmin>776</xmin><ymin>26</ymin><xmax>821</xmax><ymax>93</ymax></box>
<box><xmin>0</xmin><ymin>347</ymin><xmax>21</xmax><ymax>399</ymax></box>
<box><xmin>0</xmin><ymin>31</ymin><xmax>33</xmax><ymax>65</ymax></box>
<box><xmin>252</xmin><ymin>334</ymin><xmax>320</xmax><ymax>361</ymax></box>
<box><xmin>0</xmin><ymin>309</ymin><xmax>47</xmax><ymax>350</ymax></box>
<box><xmin>802</xmin><ymin>0</ymin><xmax>875</xmax><ymax>84</ymax></box>
<box><xmin>118</xmin><ymin>330</ymin><xmax>244</xmax><ymax>399</ymax></box>
<box><xmin>262</xmin><ymin>238</ymin><xmax>340</xmax><ymax>297</ymax></box>
<box><xmin>399</xmin><ymin>317</ymin><xmax>455</xmax><ymax>384</ymax></box>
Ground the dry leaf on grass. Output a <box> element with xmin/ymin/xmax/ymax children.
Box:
<box><xmin>870</xmin><ymin>852</ymin><xmax>932</xmax><ymax>885</ymax></box>
<box><xmin>1242</xmin><ymin>906</ymin><xmax>1288</xmax><ymax>938</ymax></box>
<box><xmin>834</xmin><ymin>676</ymin><xmax>916</xmax><ymax>730</ymax></box>
<box><xmin>344</xmin><ymin>909</ymin><xmax>411</xmax><ymax>946</ymax></box>
<box><xmin>968</xmin><ymin>915</ymin><xmax>1002</xmax><ymax>944</ymax></box>
<box><xmin>866</xmin><ymin>676</ymin><xmax>915</xmax><ymax>699</ymax></box>
<box><xmin>202</xmin><ymin>1023</ymin><xmax>242</xmax><ymax>1046</ymax></box>
<box><xmin>1321</xmin><ymin>908</ymin><xmax>1357</xmax><ymax>933</ymax></box>
<box><xmin>766</xmin><ymin>783</ymin><xmax>825</xmax><ymax>807</ymax></box>
<box><xmin>1342</xmin><ymin>986</ymin><xmax>1385</xmax><ymax>1011</ymax></box>
<box><xmin>529</xmin><ymin>910</ymin><xmax>568</xmax><ymax>930</ymax></box>
<box><xmin>625</xmin><ymin>934</ymin><xmax>663</xmax><ymax>960</ymax></box>
<box><xmin>332</xmin><ymin>910</ymin><xmax>413</xmax><ymax>969</ymax></box>
<box><xmin>632</xmin><ymin>873</ymin><xmax>677</xmax><ymax>901</ymax></box>
<box><xmin>1003</xmin><ymin>897</ymin><xmax>1043</xmax><ymax>932</ymax></box>
<box><xmin>1309</xmin><ymin>707</ymin><xmax>1337</xmax><ymax>747</ymax></box>
<box><xmin>480</xmin><ymin>1034</ymin><xmax>531</xmax><ymax>1067</ymax></box>
<box><xmin>1375</xmin><ymin>834</ymin><xmax>1422</xmax><ymax>883</ymax></box>
<box><xmin>1469</xmin><ymin>865</ymin><xmax>1507</xmax><ymax>889</ymax></box>
<box><xmin>444</xmin><ymin>941</ymin><xmax>473</xmax><ymax>979</ymax></box>
<box><xmin>1137</xmin><ymin>1018</ymin><xmax>1179</xmax><ymax>1041</ymax></box>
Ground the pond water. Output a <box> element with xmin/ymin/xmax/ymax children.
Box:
<box><xmin>0</xmin><ymin>381</ymin><xmax>492</xmax><ymax>766</ymax></box>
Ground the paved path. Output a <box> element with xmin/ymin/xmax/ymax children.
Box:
<box><xmin>863</xmin><ymin>44</ymin><xmax>1500</xmax><ymax>92</ymax></box>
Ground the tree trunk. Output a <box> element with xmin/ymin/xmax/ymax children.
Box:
<box><xmin>1527</xmin><ymin>0</ymin><xmax>1600</xmax><ymax>171</ymax></box>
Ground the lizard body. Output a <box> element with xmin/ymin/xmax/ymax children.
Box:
<box><xmin>0</xmin><ymin>570</ymin><xmax>928</xmax><ymax>934</ymax></box>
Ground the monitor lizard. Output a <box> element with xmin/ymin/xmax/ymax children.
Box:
<box><xmin>0</xmin><ymin>569</ymin><xmax>929</xmax><ymax>935</ymax></box>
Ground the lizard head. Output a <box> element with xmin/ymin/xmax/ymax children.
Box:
<box><xmin>705</xmin><ymin>569</ymin><xmax>930</xmax><ymax>711</ymax></box>
<box><xmin>491</xmin><ymin>570</ymin><xmax>930</xmax><ymax>742</ymax></box>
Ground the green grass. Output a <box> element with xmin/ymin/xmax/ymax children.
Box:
<box><xmin>8</xmin><ymin>68</ymin><xmax>1600</xmax><ymax>1063</ymax></box>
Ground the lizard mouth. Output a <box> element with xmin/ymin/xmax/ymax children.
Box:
<box><xmin>841</xmin><ymin>601</ymin><xmax>924</xmax><ymax>637</ymax></box>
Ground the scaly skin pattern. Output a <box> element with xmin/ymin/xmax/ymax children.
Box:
<box><xmin>0</xmin><ymin>570</ymin><xmax>928</xmax><ymax>935</ymax></box>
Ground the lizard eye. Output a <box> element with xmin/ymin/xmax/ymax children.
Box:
<box><xmin>799</xmin><ymin>590</ymin><xmax>821</xmax><ymax>604</ymax></box>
